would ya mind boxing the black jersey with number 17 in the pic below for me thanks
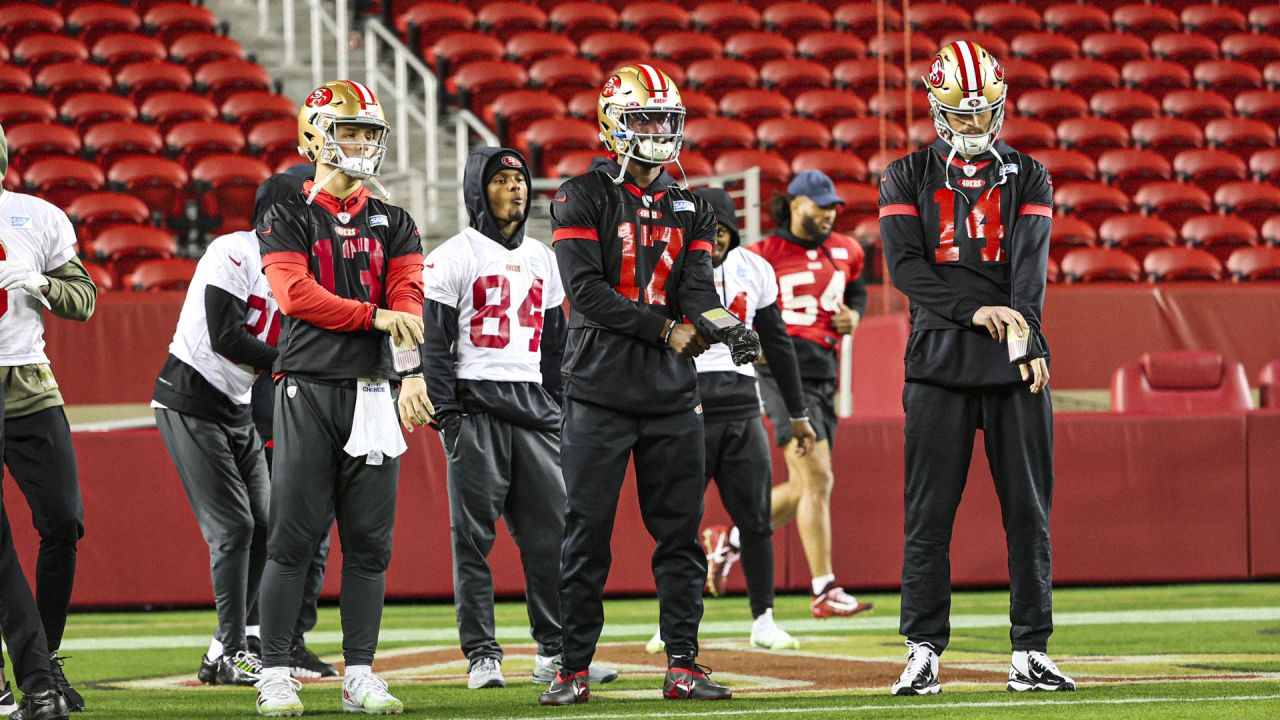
[879,138,1053,388]
[551,158,725,415]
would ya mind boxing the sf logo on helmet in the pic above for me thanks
[306,87,333,107]
[928,57,946,88]
[601,75,621,98]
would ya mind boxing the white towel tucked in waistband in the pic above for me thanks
[343,378,407,465]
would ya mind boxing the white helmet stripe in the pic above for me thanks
[345,80,376,106]
[953,41,981,95]
[637,63,666,99]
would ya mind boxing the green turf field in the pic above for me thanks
[28,583,1280,718]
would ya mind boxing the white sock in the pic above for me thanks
[206,637,224,663]
[345,664,373,678]
[246,625,261,640]
[260,666,290,680]
[728,526,741,549]
[812,574,835,595]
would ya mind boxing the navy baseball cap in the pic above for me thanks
[787,169,845,206]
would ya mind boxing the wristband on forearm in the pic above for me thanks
[661,319,676,344]
[789,414,810,423]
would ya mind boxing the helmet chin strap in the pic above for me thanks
[305,166,391,204]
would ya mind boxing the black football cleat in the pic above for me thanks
[662,661,731,701]
[891,641,940,696]
[538,668,589,706]
[47,654,82,712]
[198,654,219,685]
[289,641,338,679]
[1008,651,1076,692]
[10,688,70,720]
[1,679,17,714]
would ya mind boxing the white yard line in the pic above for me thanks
[60,606,1280,651]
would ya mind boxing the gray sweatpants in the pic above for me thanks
[258,377,399,669]
[155,408,269,654]
[446,413,565,663]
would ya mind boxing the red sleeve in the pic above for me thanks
[385,253,424,316]
[263,252,377,332]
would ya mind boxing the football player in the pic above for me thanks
[540,64,760,706]
[644,187,816,655]
[421,148,617,691]
[733,169,872,620]
[0,120,86,719]
[252,80,428,717]
[880,41,1073,696]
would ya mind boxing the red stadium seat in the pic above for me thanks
[620,3,689,36]
[485,90,567,144]
[1226,246,1280,281]
[1050,59,1120,98]
[549,150,599,179]
[399,2,474,49]
[1134,181,1213,228]
[143,3,217,44]
[191,153,272,234]
[834,181,878,225]
[760,58,830,96]
[220,91,295,133]
[687,59,758,99]
[1221,34,1280,69]
[1252,5,1280,35]
[195,59,271,105]
[1034,149,1096,183]
[83,120,164,169]
[1081,32,1148,63]
[1046,255,1062,282]
[520,118,597,175]
[580,32,652,73]
[168,33,245,69]
[106,156,189,217]
[0,92,56,127]
[1194,60,1263,102]
[1263,215,1280,245]
[1089,88,1159,121]
[999,117,1056,152]
[834,3,901,35]
[1268,61,1280,90]
[1180,4,1246,42]
[683,116,755,162]
[834,117,906,155]
[248,118,303,171]
[0,63,32,94]
[692,3,761,35]
[1111,350,1252,413]
[1151,32,1218,67]
[529,57,601,98]
[756,117,830,158]
[34,60,112,107]
[22,157,104,207]
[794,89,866,122]
[1172,149,1247,194]
[1057,117,1129,159]
[1205,117,1275,158]
[868,91,929,122]
[0,4,62,44]
[908,118,936,148]
[975,4,1041,36]
[1122,59,1191,96]
[867,33,936,63]
[549,3,619,43]
[909,4,972,38]
[91,32,165,72]
[713,149,790,203]
[834,60,902,93]
[165,120,246,169]
[1,165,20,193]
[83,261,113,292]
[725,31,794,66]
[678,89,716,119]
[1044,4,1111,41]
[1015,89,1089,123]
[718,88,791,122]
[127,258,198,292]
[1060,247,1142,282]
[1182,214,1258,262]
[764,2,833,37]
[1250,148,1280,183]
[65,192,152,246]
[1011,32,1080,64]
[1161,89,1232,122]
[60,91,136,131]
[1099,214,1177,261]
[671,152,711,179]
[1001,57,1051,88]
[3,123,80,170]
[139,91,218,133]
[1234,90,1280,123]
[796,31,866,64]
[790,149,867,182]
[477,2,548,40]
[1143,246,1223,281]
[1113,4,1179,40]
[1131,118,1203,158]
[449,60,527,112]
[425,32,503,75]
[651,32,721,66]
[1049,215,1097,261]
[1215,181,1280,226]
[114,60,194,102]
[13,34,88,74]
[1055,182,1130,227]
[506,32,575,66]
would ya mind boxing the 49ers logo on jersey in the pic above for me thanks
[927,56,946,87]
[601,75,621,97]
[306,87,333,107]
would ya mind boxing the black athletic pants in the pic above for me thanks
[900,381,1055,654]
[703,415,774,618]
[558,399,707,671]
[3,406,83,653]
[0,395,55,694]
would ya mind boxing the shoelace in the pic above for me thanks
[232,650,263,674]
[901,642,934,680]
[258,675,302,701]
[49,654,72,687]
[474,657,500,674]
[1029,653,1063,677]
[346,673,393,700]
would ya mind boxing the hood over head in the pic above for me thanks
[693,187,740,253]
[465,147,532,249]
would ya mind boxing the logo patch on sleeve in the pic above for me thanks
[831,247,849,260]
[369,214,389,227]
[10,216,31,228]
[672,200,696,212]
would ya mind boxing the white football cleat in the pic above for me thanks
[750,615,800,651]
[256,671,304,717]
[342,672,403,714]
[1008,651,1075,692]
[890,641,940,696]
[467,657,504,689]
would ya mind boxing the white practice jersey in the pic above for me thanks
[696,246,779,377]
[0,191,78,367]
[163,231,278,404]
[424,227,564,383]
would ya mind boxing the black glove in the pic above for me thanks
[437,412,463,454]
[723,324,762,365]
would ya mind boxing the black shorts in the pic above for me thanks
[757,373,837,448]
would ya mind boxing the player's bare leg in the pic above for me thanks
[769,439,806,526]
[789,440,834,578]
